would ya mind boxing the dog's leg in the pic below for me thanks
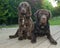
[18,25,24,40]
[25,25,31,39]
[31,33,37,43]
[27,32,31,40]
[46,30,57,45]
[23,31,27,39]
[18,31,23,40]
[9,29,19,39]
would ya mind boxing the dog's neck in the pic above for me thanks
[22,15,31,19]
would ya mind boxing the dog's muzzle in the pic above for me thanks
[40,15,47,25]
[21,8,26,15]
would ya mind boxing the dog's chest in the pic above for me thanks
[25,18,32,26]
[40,25,46,30]
[21,18,32,29]
[40,26,45,29]
[38,25,47,34]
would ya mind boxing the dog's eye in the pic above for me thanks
[21,4,23,6]
[25,4,27,6]
[45,14,47,15]
[44,14,48,17]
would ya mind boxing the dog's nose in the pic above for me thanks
[21,8,26,13]
[42,18,46,20]
[22,9,25,12]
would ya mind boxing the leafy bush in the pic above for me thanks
[0,0,60,25]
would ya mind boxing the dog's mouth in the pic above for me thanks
[41,21,46,25]
[40,18,47,25]
[39,21,47,26]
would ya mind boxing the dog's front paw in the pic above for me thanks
[31,39,36,43]
[23,35,27,39]
[47,36,57,45]
[27,36,31,40]
[50,40,57,45]
[18,37,23,40]
[23,36,26,39]
[9,35,15,39]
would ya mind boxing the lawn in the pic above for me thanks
[49,17,60,25]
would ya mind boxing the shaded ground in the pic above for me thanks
[0,25,60,48]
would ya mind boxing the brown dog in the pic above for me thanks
[9,2,34,40]
[31,9,57,45]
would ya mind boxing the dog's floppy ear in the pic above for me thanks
[34,10,40,18]
[27,6,32,16]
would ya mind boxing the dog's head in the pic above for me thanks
[18,2,32,17]
[34,9,51,25]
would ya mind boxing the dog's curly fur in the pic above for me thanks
[31,9,57,45]
[9,2,34,40]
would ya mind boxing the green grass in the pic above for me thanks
[49,17,60,25]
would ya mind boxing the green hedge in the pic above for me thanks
[0,0,60,25]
